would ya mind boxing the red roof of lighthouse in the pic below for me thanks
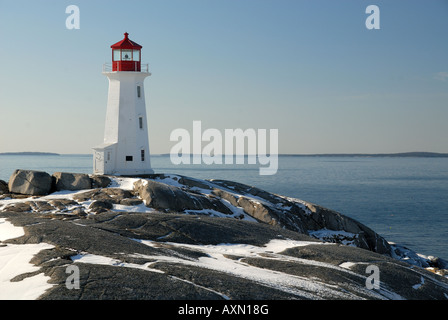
[111,32,142,49]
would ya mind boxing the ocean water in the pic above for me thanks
[1,154,447,260]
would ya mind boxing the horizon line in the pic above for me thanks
[2,151,448,157]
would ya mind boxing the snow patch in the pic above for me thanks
[281,196,314,215]
[68,238,373,299]
[0,218,55,300]
[412,276,425,290]
[339,262,357,269]
[109,177,142,191]
[112,203,154,213]
[309,229,358,246]
[153,174,185,188]
[71,253,164,274]
[127,238,394,300]
[0,218,25,241]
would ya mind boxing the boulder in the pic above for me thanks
[52,172,92,191]
[133,179,233,214]
[0,180,8,194]
[8,169,52,196]
[91,175,112,188]
[88,200,113,213]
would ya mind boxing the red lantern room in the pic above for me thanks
[111,32,142,72]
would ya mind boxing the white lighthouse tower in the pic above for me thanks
[93,32,154,176]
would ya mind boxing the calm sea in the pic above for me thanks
[1,154,447,260]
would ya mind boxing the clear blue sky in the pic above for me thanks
[0,0,447,154]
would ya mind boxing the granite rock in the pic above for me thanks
[1,171,447,300]
[52,172,92,191]
[8,169,52,196]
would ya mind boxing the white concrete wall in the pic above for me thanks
[94,71,153,175]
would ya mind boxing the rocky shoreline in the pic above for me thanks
[1,169,447,300]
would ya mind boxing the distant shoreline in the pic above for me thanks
[1,152,447,158]
[155,152,448,158]
[279,152,448,158]
[0,152,60,156]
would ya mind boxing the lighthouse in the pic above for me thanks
[93,33,154,176]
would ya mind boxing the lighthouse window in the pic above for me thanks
[113,50,120,61]
[133,50,140,61]
[126,156,133,162]
[122,50,132,61]
[137,86,141,98]
[139,116,143,129]
[141,150,145,161]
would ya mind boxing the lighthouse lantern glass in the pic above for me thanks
[113,50,121,61]
[122,50,132,61]
[133,50,140,61]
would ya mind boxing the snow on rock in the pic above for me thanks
[0,218,25,241]
[1,171,448,301]
[339,262,358,269]
[0,243,55,300]
[309,228,358,246]
[0,218,55,300]
[108,177,141,191]
[73,238,380,300]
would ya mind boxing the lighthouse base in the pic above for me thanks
[112,168,155,176]
[93,143,154,176]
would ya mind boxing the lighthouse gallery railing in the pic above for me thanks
[102,63,150,73]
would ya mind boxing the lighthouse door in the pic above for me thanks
[104,149,114,174]
[94,151,105,174]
